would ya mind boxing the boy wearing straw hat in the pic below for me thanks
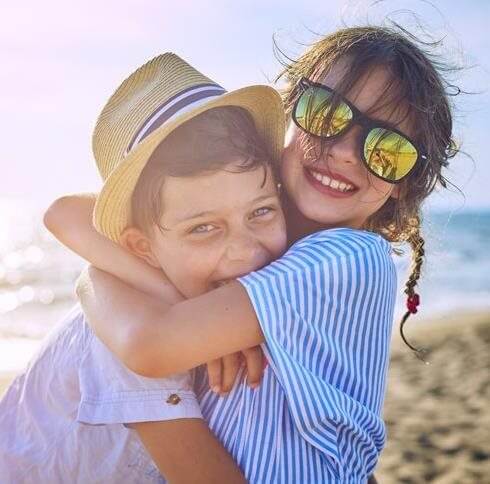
[0,54,286,482]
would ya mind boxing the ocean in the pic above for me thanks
[1,198,489,372]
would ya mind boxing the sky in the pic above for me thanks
[1,0,489,213]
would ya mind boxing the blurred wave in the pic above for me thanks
[393,210,490,322]
[0,199,83,339]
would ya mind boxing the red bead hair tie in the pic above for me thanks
[406,293,420,314]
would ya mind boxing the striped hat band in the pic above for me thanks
[126,82,226,155]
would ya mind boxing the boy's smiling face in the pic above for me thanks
[128,161,286,298]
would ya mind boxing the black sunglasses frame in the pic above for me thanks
[292,77,427,184]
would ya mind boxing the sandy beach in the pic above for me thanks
[377,311,490,483]
[1,311,489,482]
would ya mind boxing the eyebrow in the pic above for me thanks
[171,193,278,225]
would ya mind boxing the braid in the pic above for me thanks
[399,215,427,359]
[404,226,425,297]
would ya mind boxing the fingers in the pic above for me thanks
[207,349,265,396]
[242,346,265,389]
[220,353,241,394]
[206,359,222,394]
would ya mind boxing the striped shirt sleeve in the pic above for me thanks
[238,228,397,480]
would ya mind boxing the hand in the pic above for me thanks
[206,346,266,395]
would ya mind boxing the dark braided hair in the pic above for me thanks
[399,216,426,357]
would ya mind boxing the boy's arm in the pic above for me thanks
[44,193,182,302]
[77,266,264,378]
[133,420,245,484]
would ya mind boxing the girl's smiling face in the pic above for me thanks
[281,64,408,230]
[144,163,286,298]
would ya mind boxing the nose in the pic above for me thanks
[225,230,270,272]
[326,124,363,166]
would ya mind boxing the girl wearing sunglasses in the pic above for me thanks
[48,25,457,482]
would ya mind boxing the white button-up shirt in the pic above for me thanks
[0,305,202,483]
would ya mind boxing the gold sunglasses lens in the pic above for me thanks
[364,128,418,181]
[295,87,353,137]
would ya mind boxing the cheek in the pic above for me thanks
[364,174,397,201]
[281,124,302,167]
[176,251,217,284]
[280,126,318,191]
[262,218,288,258]
[280,143,301,189]
[268,232,287,259]
[154,244,217,296]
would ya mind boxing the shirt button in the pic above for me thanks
[166,393,181,405]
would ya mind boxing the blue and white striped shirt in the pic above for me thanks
[196,228,397,483]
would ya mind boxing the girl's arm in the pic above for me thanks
[77,265,263,378]
[44,193,182,302]
[133,420,245,483]
[47,196,247,479]
[47,193,263,391]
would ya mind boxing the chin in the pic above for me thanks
[310,214,347,228]
[299,202,354,228]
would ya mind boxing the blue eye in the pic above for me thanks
[190,224,215,234]
[252,207,274,218]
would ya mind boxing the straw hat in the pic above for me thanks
[92,53,285,243]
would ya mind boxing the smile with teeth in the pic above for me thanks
[308,169,356,192]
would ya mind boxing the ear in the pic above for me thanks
[119,227,161,268]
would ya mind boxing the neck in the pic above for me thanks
[283,196,328,244]
[283,195,366,245]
